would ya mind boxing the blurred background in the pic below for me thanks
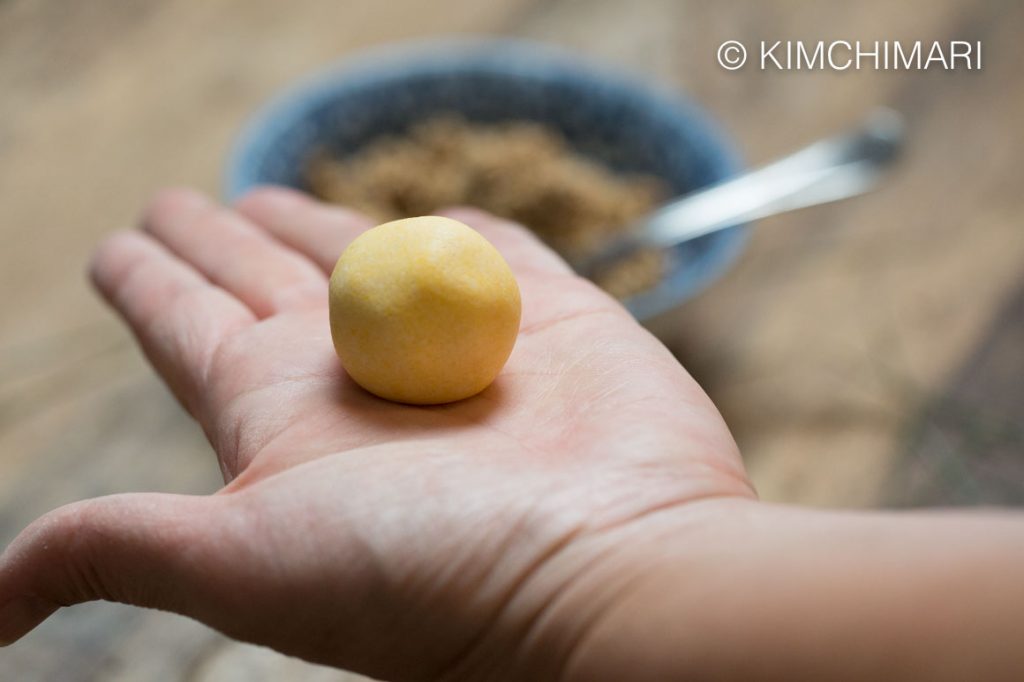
[1,0,1022,678]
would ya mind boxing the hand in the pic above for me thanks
[0,188,752,680]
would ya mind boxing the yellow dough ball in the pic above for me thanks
[329,216,522,405]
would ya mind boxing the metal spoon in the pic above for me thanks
[575,108,906,278]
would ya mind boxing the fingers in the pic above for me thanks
[233,189,573,280]
[90,230,255,417]
[234,186,375,273]
[233,190,622,337]
[0,492,237,646]
[142,188,328,318]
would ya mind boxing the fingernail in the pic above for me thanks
[0,596,56,646]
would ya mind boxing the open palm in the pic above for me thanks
[0,188,753,681]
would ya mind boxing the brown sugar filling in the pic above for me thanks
[305,116,670,299]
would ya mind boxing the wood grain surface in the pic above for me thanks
[1,0,1022,679]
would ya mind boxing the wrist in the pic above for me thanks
[558,503,1024,682]
[438,494,753,682]
[551,496,754,682]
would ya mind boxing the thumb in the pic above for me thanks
[0,492,231,646]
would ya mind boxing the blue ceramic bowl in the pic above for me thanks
[225,39,747,320]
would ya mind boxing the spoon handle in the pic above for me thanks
[577,109,905,276]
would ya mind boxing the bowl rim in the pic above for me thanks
[224,37,749,319]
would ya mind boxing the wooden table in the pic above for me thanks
[2,0,1021,678]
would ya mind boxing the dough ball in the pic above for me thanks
[329,216,521,404]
